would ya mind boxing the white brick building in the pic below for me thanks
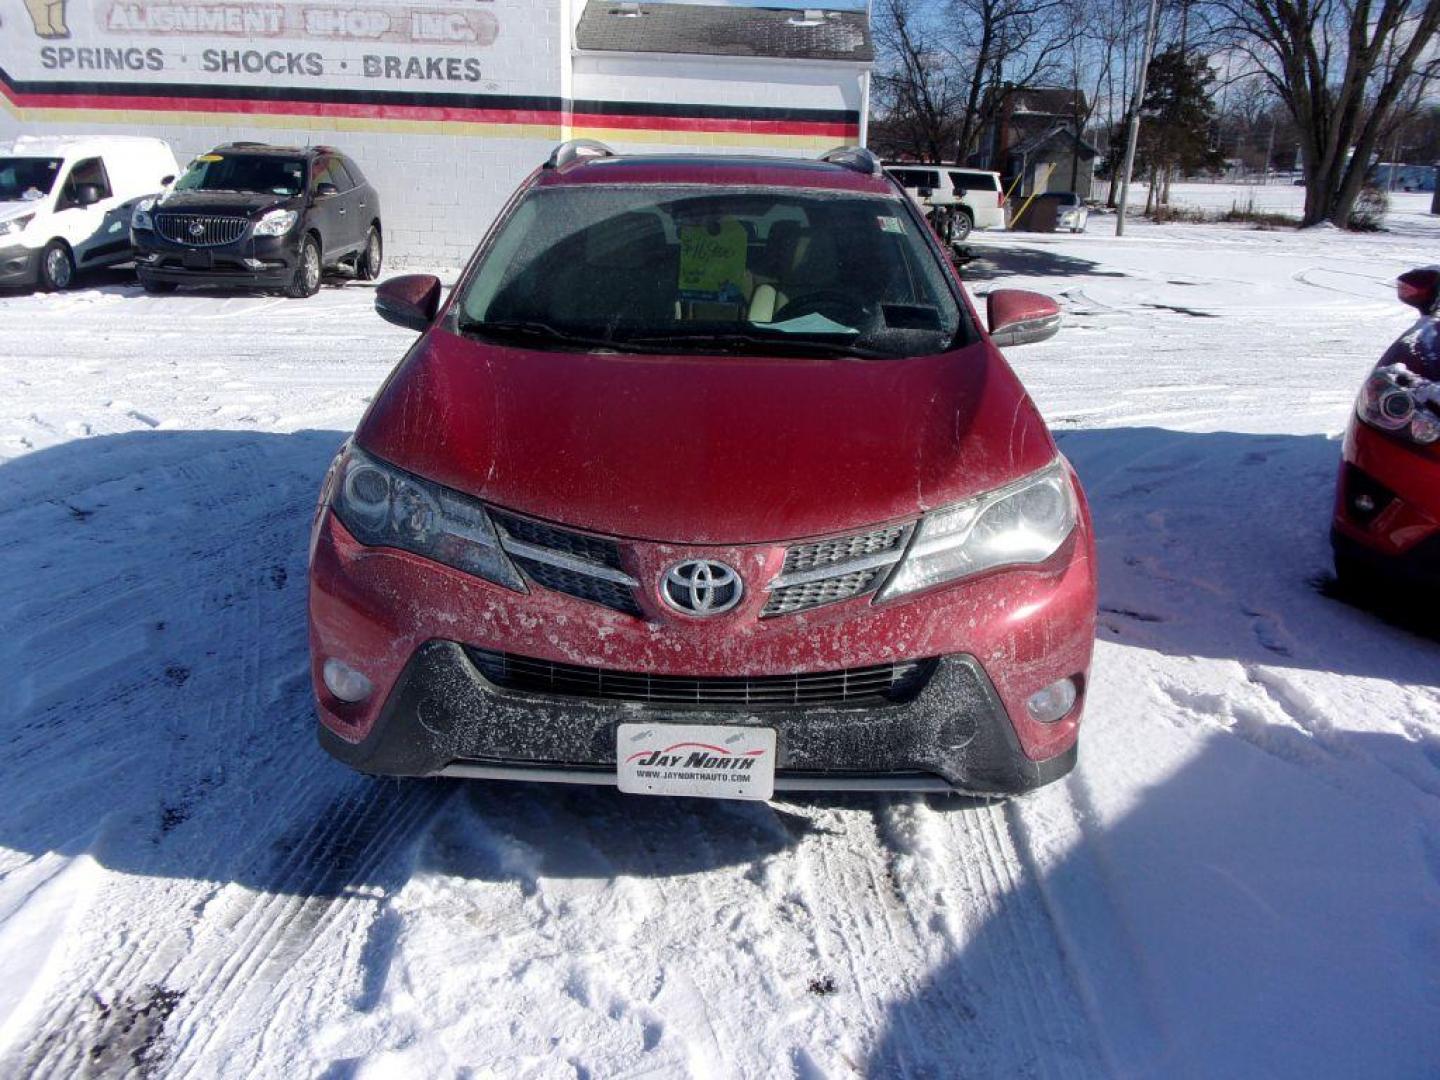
[0,0,872,263]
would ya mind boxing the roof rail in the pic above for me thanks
[819,146,883,176]
[544,138,616,170]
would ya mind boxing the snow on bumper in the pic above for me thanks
[308,508,1096,789]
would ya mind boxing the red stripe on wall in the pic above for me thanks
[0,82,857,137]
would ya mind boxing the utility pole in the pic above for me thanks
[1115,0,1161,237]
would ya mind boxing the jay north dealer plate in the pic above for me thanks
[617,723,776,801]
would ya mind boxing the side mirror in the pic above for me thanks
[160,174,175,186]
[987,289,1061,347]
[376,274,442,331]
[75,183,103,206]
[917,187,934,198]
[1397,266,1439,312]
[315,182,339,198]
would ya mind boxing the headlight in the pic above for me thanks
[331,446,525,591]
[253,209,298,237]
[131,198,156,230]
[1358,364,1440,445]
[879,461,1078,599]
[0,214,34,237]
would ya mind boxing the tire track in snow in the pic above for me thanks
[0,434,452,1078]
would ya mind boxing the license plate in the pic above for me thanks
[617,723,776,801]
[183,251,212,270]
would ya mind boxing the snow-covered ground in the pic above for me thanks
[0,211,1437,1079]
[1112,181,1435,221]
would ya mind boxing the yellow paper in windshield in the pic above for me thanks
[678,219,747,303]
[196,154,224,162]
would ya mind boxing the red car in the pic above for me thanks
[308,142,1095,800]
[1333,266,1440,590]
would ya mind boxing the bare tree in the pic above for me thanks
[870,0,965,160]
[946,0,1081,163]
[1210,0,1440,226]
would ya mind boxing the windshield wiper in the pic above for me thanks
[456,318,647,353]
[626,331,888,359]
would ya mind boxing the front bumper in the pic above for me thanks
[133,228,300,287]
[318,641,1077,795]
[1332,420,1440,584]
[310,482,1096,794]
[0,243,40,286]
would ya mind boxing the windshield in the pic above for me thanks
[458,185,965,358]
[174,153,305,196]
[0,157,62,201]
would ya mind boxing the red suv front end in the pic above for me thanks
[308,145,1096,798]
[1332,267,1440,591]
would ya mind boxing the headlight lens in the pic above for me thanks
[131,198,156,230]
[331,446,526,591]
[253,209,298,237]
[879,461,1078,599]
[0,213,35,236]
[1358,364,1440,445]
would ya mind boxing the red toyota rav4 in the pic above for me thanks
[1332,266,1440,589]
[309,143,1096,800]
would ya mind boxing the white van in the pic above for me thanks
[884,163,1007,241]
[0,136,179,290]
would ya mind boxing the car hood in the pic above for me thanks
[355,330,1059,544]
[155,190,298,216]
[0,198,45,222]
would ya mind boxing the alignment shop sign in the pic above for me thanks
[617,723,777,801]
[2,0,554,116]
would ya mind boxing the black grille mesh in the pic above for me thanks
[763,568,883,616]
[156,214,248,246]
[467,648,936,708]
[492,510,624,570]
[512,557,642,617]
[782,524,908,574]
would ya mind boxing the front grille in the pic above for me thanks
[782,524,909,574]
[510,557,643,617]
[491,509,640,616]
[763,521,913,616]
[155,213,248,247]
[466,648,936,709]
[492,510,624,571]
[764,567,884,616]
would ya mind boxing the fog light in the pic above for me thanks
[323,658,373,703]
[1026,677,1078,724]
[1353,492,1376,514]
[244,258,266,270]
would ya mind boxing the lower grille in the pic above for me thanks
[156,213,248,247]
[466,648,936,709]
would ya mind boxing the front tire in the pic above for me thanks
[139,276,177,294]
[358,226,382,281]
[285,235,322,299]
[38,241,74,292]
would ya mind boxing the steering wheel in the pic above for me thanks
[772,288,871,328]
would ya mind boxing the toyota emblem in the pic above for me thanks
[188,220,205,238]
[661,560,743,616]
